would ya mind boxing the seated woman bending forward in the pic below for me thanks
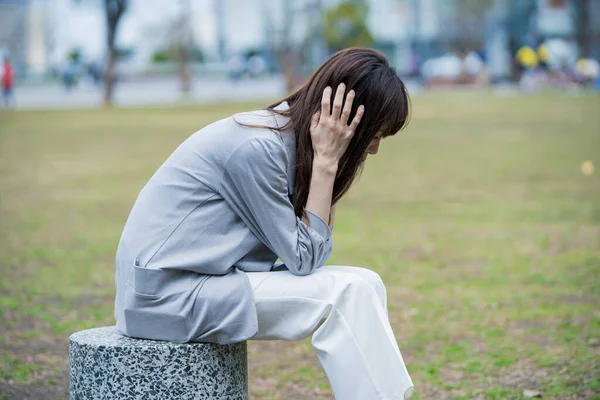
[114,47,414,399]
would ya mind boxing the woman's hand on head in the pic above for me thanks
[305,85,360,225]
[309,84,364,166]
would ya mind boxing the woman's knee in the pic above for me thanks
[337,267,383,295]
[326,266,387,309]
[354,267,385,289]
[328,266,385,292]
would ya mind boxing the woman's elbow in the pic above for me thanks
[286,257,320,276]
[284,241,331,276]
[290,267,315,276]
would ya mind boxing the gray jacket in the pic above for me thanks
[114,103,333,344]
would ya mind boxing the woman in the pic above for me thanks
[114,47,413,399]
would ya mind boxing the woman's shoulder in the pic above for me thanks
[228,108,291,149]
[187,108,280,143]
[231,107,289,133]
[222,108,294,170]
[183,108,290,165]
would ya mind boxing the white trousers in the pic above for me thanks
[246,266,414,400]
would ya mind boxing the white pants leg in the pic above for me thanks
[246,266,414,400]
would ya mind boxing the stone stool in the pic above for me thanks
[69,326,247,400]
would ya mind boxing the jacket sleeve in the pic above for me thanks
[219,137,332,276]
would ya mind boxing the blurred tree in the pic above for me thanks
[116,47,134,60]
[261,0,301,92]
[151,46,203,64]
[303,0,327,72]
[276,0,301,91]
[68,48,82,64]
[191,47,205,63]
[146,0,196,94]
[215,0,226,62]
[576,0,590,58]
[151,50,171,64]
[173,0,193,94]
[103,0,128,106]
[324,1,373,52]
[0,2,35,74]
[261,0,327,90]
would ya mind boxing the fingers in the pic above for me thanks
[331,83,345,120]
[310,110,320,132]
[349,105,365,132]
[320,86,332,119]
[319,84,359,128]
[340,89,354,126]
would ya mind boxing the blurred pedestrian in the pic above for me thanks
[515,44,539,91]
[2,57,14,107]
[408,44,421,83]
[516,44,538,71]
[536,43,552,87]
[574,58,600,86]
[228,55,245,82]
[87,61,102,86]
[62,63,78,91]
[247,55,267,78]
[537,43,551,72]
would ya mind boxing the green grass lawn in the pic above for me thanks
[1,93,599,399]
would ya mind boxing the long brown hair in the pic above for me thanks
[247,47,410,218]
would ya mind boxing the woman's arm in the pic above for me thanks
[306,84,363,225]
[220,138,333,276]
[305,158,337,225]
[220,85,361,276]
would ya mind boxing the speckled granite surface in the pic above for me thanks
[69,326,247,400]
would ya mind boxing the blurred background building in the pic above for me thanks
[1,0,599,106]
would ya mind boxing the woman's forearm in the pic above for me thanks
[305,83,363,228]
[305,157,338,226]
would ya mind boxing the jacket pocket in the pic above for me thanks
[123,265,194,342]
[127,264,192,297]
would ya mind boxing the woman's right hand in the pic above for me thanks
[309,84,364,166]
